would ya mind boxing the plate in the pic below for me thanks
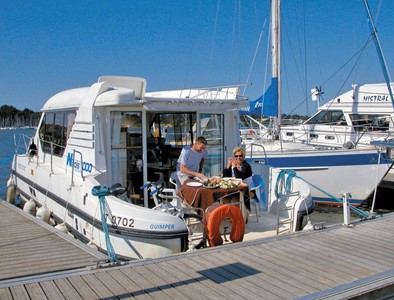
[221,177,234,181]
[203,184,219,189]
[187,182,202,187]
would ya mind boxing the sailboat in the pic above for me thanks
[242,0,394,207]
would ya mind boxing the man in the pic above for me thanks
[176,136,207,184]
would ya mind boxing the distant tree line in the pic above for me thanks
[0,105,41,128]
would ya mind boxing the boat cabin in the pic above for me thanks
[36,76,248,207]
[281,82,394,147]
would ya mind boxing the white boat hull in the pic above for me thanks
[246,144,393,206]
[12,155,189,260]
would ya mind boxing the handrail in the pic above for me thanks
[247,143,269,161]
[71,149,84,187]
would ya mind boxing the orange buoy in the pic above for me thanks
[206,204,245,247]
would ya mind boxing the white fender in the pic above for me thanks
[6,176,15,204]
[55,223,68,234]
[88,240,98,250]
[23,199,36,216]
[36,206,51,223]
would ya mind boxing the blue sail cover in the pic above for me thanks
[239,78,278,117]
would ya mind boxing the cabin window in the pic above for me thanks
[150,112,225,177]
[146,113,195,185]
[305,110,345,125]
[39,110,76,157]
[147,112,224,182]
[349,114,390,132]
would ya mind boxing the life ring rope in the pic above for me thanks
[206,204,245,247]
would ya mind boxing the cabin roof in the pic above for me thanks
[42,77,249,111]
[319,82,394,113]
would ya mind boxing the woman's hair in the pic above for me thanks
[232,147,245,156]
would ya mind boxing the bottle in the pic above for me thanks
[159,157,163,167]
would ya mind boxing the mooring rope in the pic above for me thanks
[91,185,117,262]
[277,169,369,219]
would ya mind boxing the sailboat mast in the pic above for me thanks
[363,0,394,109]
[271,0,281,127]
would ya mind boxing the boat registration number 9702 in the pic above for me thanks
[111,215,135,228]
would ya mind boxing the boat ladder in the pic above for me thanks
[276,201,294,235]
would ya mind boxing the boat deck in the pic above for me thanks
[1,200,394,299]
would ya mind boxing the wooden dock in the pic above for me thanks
[1,200,394,299]
[0,201,107,284]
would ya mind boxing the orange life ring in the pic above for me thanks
[206,204,245,247]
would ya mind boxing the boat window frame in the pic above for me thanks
[39,110,76,157]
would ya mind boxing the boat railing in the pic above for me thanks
[71,149,85,186]
[150,84,250,100]
[245,142,269,161]
[13,133,33,155]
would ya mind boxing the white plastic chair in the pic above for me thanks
[150,185,182,211]
[169,171,181,192]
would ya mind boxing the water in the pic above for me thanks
[0,128,35,198]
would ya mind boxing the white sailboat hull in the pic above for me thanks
[246,143,393,206]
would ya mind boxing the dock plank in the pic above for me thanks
[144,262,202,300]
[222,248,308,298]
[82,273,120,299]
[40,281,67,300]
[170,258,239,299]
[105,268,154,300]
[67,276,100,299]
[104,268,154,300]
[52,278,84,300]
[205,251,295,299]
[132,263,188,299]
[24,282,49,300]
[0,287,13,300]
[119,267,173,299]
[184,254,264,299]
[9,286,30,300]
[267,237,360,280]
[156,260,226,300]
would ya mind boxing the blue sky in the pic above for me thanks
[0,1,392,116]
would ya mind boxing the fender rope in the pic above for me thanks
[277,169,369,219]
[91,185,117,262]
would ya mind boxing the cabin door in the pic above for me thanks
[109,111,143,197]
[198,113,224,177]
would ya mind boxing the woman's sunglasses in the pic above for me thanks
[234,155,243,158]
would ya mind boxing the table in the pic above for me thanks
[179,179,246,216]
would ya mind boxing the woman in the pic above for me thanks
[222,147,252,180]
[222,147,254,213]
